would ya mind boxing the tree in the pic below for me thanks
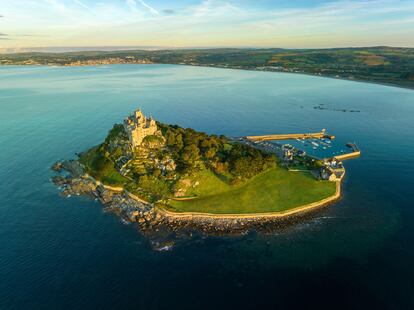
[138,175,170,202]
[166,129,175,147]
[175,134,184,150]
[181,144,200,167]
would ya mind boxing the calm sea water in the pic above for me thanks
[1,65,414,310]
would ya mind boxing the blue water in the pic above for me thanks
[1,64,414,310]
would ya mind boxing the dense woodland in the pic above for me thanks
[158,123,276,179]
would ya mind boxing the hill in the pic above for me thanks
[65,112,336,215]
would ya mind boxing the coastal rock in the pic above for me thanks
[51,175,67,186]
[61,160,84,178]
[51,162,63,172]
[97,187,115,203]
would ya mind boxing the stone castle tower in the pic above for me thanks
[123,109,158,147]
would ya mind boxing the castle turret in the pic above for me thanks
[123,109,158,147]
[134,109,146,125]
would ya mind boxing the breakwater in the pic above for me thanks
[246,130,335,141]
[334,143,361,161]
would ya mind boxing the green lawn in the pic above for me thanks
[168,167,336,214]
[179,170,231,198]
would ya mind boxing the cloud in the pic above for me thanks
[0,32,45,40]
[0,14,4,18]
[15,34,50,37]
[2,0,414,48]
[0,33,10,40]
[126,0,158,15]
[138,0,159,15]
[73,0,93,13]
[162,9,175,15]
[126,0,138,12]
[44,0,68,12]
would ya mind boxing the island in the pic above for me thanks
[52,108,355,233]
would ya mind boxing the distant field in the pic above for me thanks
[168,168,336,214]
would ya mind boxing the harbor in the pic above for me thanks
[239,129,360,162]
[237,129,360,183]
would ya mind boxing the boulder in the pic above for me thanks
[51,162,63,172]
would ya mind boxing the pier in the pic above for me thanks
[334,143,361,161]
[245,129,335,142]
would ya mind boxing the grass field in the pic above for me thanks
[168,168,336,214]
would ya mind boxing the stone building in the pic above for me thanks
[123,109,158,147]
[320,158,345,181]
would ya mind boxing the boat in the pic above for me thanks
[311,142,319,147]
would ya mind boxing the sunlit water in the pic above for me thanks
[1,65,414,309]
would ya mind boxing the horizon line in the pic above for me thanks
[1,45,413,55]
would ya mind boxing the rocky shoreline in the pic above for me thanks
[52,160,157,226]
[52,160,339,239]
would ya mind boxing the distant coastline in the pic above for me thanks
[2,47,413,90]
[2,62,413,91]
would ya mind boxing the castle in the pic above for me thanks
[123,109,158,147]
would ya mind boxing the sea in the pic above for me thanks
[1,64,414,310]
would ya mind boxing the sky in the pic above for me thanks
[0,0,414,50]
